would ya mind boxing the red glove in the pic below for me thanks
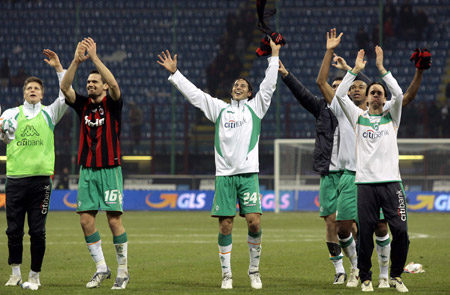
[410,48,431,70]
[270,32,286,46]
[419,48,431,70]
[256,36,271,57]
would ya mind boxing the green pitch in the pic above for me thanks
[0,211,449,294]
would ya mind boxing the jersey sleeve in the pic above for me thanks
[0,108,19,144]
[248,56,279,118]
[335,71,363,129]
[382,71,403,128]
[44,70,69,125]
[168,70,228,123]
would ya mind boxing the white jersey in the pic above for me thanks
[168,56,279,176]
[329,94,356,172]
[329,126,339,172]
[335,71,403,183]
[0,70,68,144]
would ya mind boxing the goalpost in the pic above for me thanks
[274,138,450,213]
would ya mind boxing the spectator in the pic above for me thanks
[0,57,10,88]
[10,67,28,87]
[355,26,370,54]
[414,9,429,40]
[399,0,415,40]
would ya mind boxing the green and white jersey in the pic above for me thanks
[329,94,356,172]
[168,56,279,176]
[1,70,68,177]
[335,71,403,183]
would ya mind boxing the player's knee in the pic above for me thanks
[6,232,24,243]
[247,220,260,233]
[375,222,388,236]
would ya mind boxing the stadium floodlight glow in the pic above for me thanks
[122,155,152,161]
[399,155,424,161]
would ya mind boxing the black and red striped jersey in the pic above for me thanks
[66,92,122,168]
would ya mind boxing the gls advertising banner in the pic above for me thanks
[2,190,448,213]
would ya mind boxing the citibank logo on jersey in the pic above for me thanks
[362,129,389,139]
[224,120,244,129]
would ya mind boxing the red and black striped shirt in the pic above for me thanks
[67,93,122,168]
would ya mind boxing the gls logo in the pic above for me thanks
[224,120,244,129]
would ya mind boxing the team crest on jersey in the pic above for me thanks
[373,123,379,131]
[99,107,104,116]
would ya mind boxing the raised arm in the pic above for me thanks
[158,50,227,122]
[332,53,372,85]
[376,46,403,125]
[42,49,69,124]
[250,39,281,118]
[402,68,424,107]
[61,42,87,104]
[82,37,121,101]
[316,28,343,104]
[280,60,321,117]
[335,50,367,128]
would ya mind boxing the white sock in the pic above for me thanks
[376,234,391,279]
[339,234,358,269]
[218,244,232,276]
[115,242,128,278]
[87,240,107,273]
[12,264,21,277]
[332,258,345,274]
[29,270,39,279]
[248,234,262,273]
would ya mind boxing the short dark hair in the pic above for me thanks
[366,82,388,98]
[233,77,253,99]
[89,70,106,83]
[332,76,343,83]
[23,76,44,95]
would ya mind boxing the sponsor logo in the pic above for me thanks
[396,190,407,221]
[84,116,105,127]
[21,125,40,137]
[224,120,244,129]
[16,138,44,146]
[362,128,389,139]
[41,185,51,214]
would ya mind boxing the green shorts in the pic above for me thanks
[319,171,342,217]
[77,166,124,213]
[336,170,357,221]
[211,173,262,217]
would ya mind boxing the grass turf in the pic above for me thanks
[0,211,449,294]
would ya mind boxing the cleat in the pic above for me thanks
[346,268,359,287]
[361,280,374,292]
[5,275,22,286]
[28,273,41,286]
[111,276,130,290]
[378,277,390,288]
[390,277,409,293]
[221,274,232,289]
[333,272,347,284]
[21,282,39,290]
[86,267,111,288]
[248,271,262,289]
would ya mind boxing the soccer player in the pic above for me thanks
[60,38,129,290]
[335,47,410,293]
[1,49,68,290]
[157,39,281,290]
[331,49,425,290]
[278,28,344,285]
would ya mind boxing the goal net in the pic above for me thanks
[274,138,450,213]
